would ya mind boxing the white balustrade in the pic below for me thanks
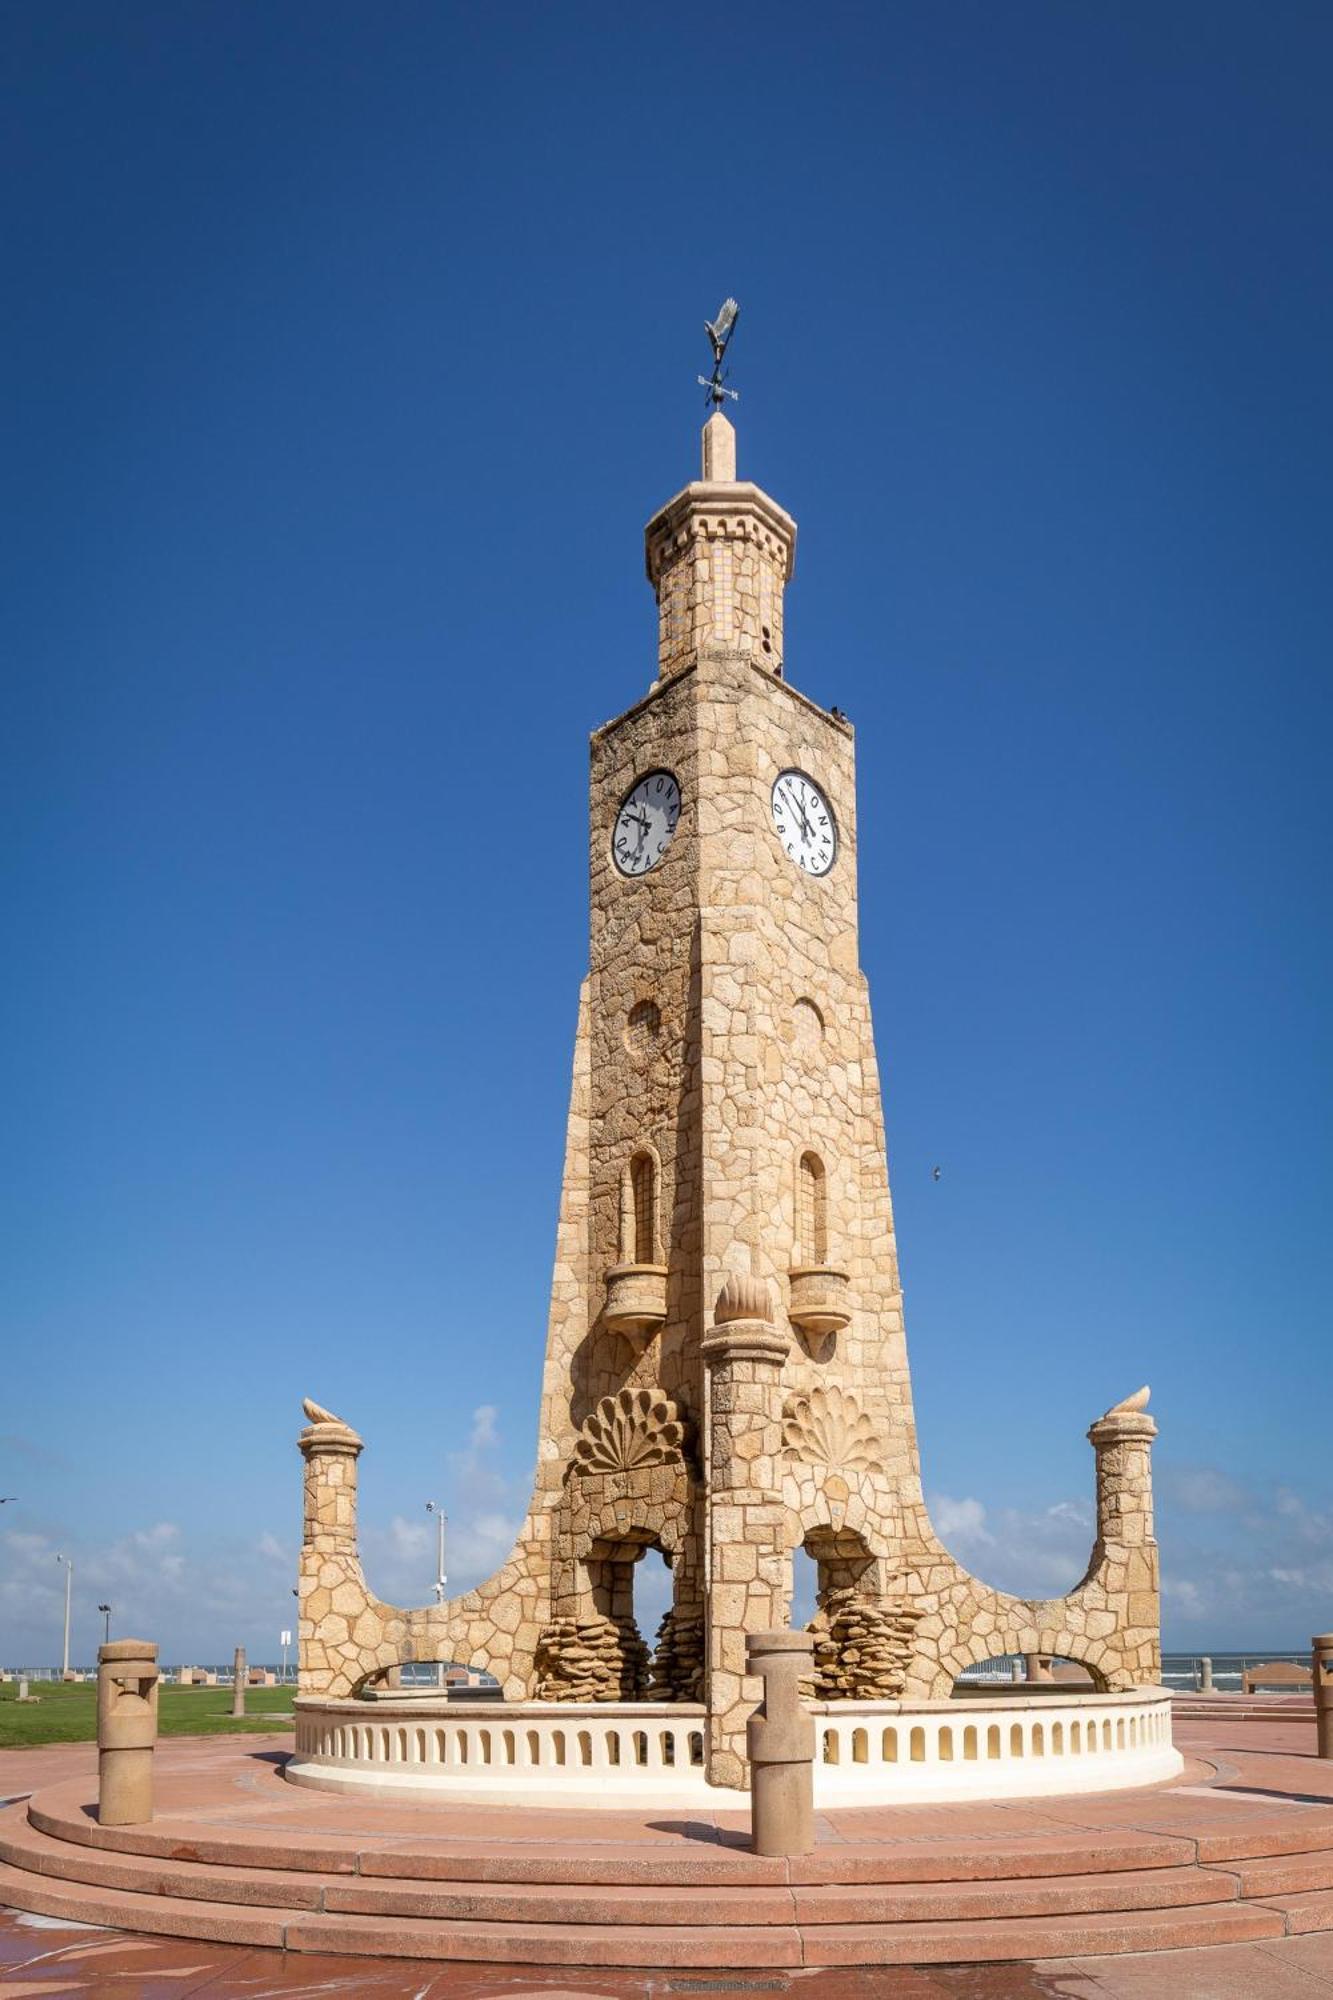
[286,1688,1179,1806]
[809,1689,1180,1802]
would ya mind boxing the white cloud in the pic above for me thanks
[468,1405,498,1451]
[1160,1466,1250,1515]
[929,1495,993,1545]
[927,1493,1093,1598]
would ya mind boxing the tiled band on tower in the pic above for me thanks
[297,413,1161,1788]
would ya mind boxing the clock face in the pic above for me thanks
[771,769,837,876]
[613,769,681,877]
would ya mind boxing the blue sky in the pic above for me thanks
[3,1,1329,1667]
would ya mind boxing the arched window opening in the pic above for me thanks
[797,1151,828,1264]
[622,1149,659,1264]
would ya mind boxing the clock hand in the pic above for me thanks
[783,784,813,840]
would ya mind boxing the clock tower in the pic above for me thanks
[297,402,1163,1791]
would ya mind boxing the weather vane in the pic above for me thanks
[699,297,740,409]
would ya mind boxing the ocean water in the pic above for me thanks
[957,1650,1311,1692]
[9,1652,1312,1691]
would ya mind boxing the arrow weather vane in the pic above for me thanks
[699,297,740,408]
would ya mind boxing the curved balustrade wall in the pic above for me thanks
[286,1688,1180,1807]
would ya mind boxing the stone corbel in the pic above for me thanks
[786,1265,851,1359]
[603,1262,669,1348]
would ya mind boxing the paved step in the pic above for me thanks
[4,1827,1332,1964]
[1252,1887,1333,1937]
[0,1806,1237,1928]
[1228,1848,1333,1898]
[25,1781,1205,1886]
[0,1860,1287,1968]
[795,1901,1290,1967]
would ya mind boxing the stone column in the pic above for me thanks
[746,1629,815,1857]
[700,1273,791,1789]
[1088,1394,1160,1682]
[230,1647,247,1717]
[97,1640,159,1826]
[297,1401,366,1694]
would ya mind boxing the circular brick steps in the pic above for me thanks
[4,1762,1333,1967]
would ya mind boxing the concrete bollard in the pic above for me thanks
[1200,1655,1214,1692]
[746,1630,816,1859]
[230,1646,247,1718]
[1314,1634,1333,1760]
[97,1640,159,1825]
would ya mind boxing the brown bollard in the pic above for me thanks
[746,1630,816,1859]
[1313,1635,1333,1760]
[230,1646,247,1718]
[97,1640,159,1825]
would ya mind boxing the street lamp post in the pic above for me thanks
[54,1554,73,1678]
[98,1603,112,1645]
[426,1502,447,1690]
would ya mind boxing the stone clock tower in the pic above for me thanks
[297,409,1162,1788]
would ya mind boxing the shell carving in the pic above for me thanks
[573,1389,687,1475]
[782,1385,884,1475]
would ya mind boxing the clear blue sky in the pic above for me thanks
[3,1,1328,1667]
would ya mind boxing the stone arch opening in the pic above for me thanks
[948,1640,1111,1698]
[802,1523,875,1606]
[790,1541,819,1626]
[788,1524,916,1701]
[354,1656,503,1699]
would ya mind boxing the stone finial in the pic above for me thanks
[714,1271,774,1325]
[299,1398,363,1455]
[702,411,736,482]
[1104,1385,1150,1417]
[302,1397,345,1425]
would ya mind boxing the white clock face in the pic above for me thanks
[613,769,681,876]
[771,769,837,876]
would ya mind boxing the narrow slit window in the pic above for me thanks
[797,1152,828,1263]
[628,1152,656,1264]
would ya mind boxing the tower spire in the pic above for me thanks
[701,409,736,482]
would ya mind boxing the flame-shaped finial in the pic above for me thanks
[1104,1385,1151,1418]
[714,1272,774,1324]
[302,1397,346,1426]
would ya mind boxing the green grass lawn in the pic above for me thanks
[0,1678,296,1749]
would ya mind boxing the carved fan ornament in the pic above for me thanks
[782,1385,884,1475]
[572,1388,687,1475]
